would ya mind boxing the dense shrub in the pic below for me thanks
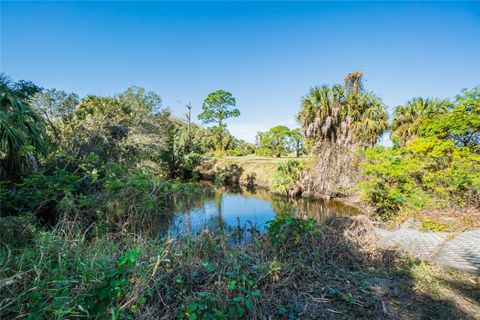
[360,86,480,219]
[254,146,276,157]
[225,145,255,157]
[361,137,480,218]
[271,160,304,196]
[1,155,199,233]
[0,231,155,319]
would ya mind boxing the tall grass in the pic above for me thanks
[2,215,477,319]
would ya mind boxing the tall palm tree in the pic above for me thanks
[0,74,48,176]
[298,72,388,148]
[391,97,451,146]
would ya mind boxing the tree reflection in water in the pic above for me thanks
[148,185,361,238]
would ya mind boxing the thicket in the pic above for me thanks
[3,214,477,319]
[0,75,212,318]
[1,80,202,224]
[360,87,480,219]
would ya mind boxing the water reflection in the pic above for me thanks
[154,185,361,238]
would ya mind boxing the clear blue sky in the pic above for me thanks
[2,1,479,142]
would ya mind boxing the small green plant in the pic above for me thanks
[327,289,356,304]
[266,215,318,247]
[225,272,259,317]
[92,248,141,318]
[182,292,225,320]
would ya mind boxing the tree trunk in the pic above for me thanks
[185,103,192,153]
[218,118,224,150]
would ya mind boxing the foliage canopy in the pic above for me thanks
[391,97,451,146]
[0,74,49,177]
[361,86,480,218]
[298,72,388,148]
[198,90,240,150]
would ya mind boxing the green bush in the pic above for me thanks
[1,155,199,232]
[266,215,318,248]
[361,86,480,219]
[0,231,150,319]
[360,137,480,218]
[271,160,304,196]
[254,147,276,157]
[225,147,254,157]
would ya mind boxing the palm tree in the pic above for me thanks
[0,74,48,177]
[298,72,388,148]
[391,97,450,146]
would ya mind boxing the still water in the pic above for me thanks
[152,186,361,238]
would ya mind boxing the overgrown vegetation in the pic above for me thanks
[2,215,479,319]
[360,86,480,221]
[286,72,388,198]
[2,70,479,319]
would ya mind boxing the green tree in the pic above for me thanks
[198,90,239,150]
[30,89,79,142]
[391,97,451,146]
[10,78,43,100]
[257,125,291,157]
[289,128,304,157]
[159,113,205,178]
[62,87,163,165]
[0,74,48,177]
[419,87,479,149]
[298,71,388,148]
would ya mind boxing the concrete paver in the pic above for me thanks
[433,230,480,274]
[376,226,480,274]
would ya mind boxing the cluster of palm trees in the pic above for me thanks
[298,72,388,148]
[391,97,450,146]
[298,72,450,149]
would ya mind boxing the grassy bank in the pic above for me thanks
[1,215,479,319]
[196,155,309,188]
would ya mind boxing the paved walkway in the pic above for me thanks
[376,223,480,274]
